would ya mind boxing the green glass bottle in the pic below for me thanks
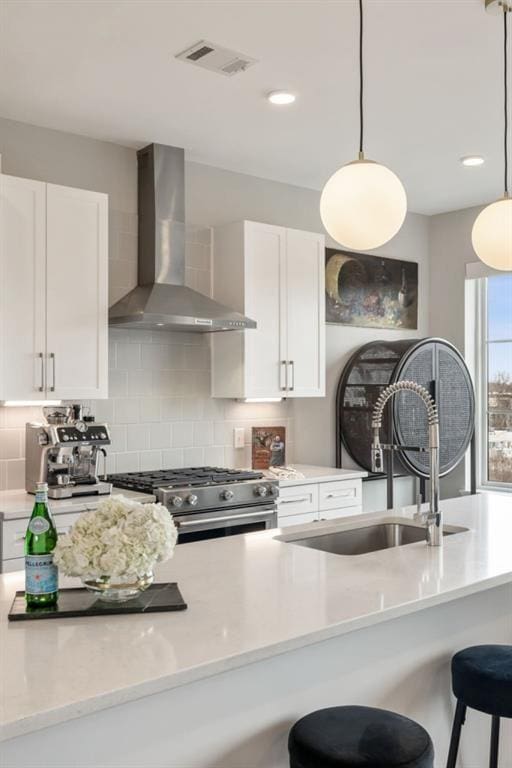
[25,482,58,607]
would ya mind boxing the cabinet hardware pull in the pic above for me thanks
[38,352,44,392]
[326,491,353,499]
[49,352,56,392]
[16,526,69,544]
[281,360,288,391]
[176,510,273,528]
[279,496,310,504]
[289,360,295,391]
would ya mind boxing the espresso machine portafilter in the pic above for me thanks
[25,410,112,498]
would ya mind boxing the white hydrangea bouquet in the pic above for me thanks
[54,495,178,601]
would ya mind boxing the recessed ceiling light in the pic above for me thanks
[267,90,296,106]
[460,155,485,167]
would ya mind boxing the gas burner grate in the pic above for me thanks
[108,466,264,492]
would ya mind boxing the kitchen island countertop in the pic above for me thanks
[1,492,511,744]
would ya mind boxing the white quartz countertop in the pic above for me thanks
[1,493,511,742]
[264,464,367,486]
[0,489,156,520]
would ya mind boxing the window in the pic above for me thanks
[477,274,512,489]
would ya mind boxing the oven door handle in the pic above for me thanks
[175,510,274,528]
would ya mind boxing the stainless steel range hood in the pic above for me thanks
[109,144,256,332]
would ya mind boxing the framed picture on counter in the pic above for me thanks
[325,248,418,330]
[251,427,286,470]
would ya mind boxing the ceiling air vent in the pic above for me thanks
[175,40,258,77]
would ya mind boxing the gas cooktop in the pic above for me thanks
[108,466,264,493]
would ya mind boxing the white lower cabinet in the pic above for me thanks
[277,479,363,528]
[278,511,318,528]
[1,511,80,573]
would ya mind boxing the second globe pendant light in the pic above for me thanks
[320,0,407,251]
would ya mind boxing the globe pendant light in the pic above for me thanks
[472,1,512,271]
[320,0,407,251]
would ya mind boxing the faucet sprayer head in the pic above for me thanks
[371,380,439,431]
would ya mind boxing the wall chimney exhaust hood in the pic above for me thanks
[109,144,256,332]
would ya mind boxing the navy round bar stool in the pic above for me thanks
[288,705,434,768]
[446,644,512,768]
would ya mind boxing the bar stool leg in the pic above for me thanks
[446,700,466,768]
[490,716,500,768]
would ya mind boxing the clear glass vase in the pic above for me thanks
[82,571,154,602]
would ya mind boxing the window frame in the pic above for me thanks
[474,276,512,493]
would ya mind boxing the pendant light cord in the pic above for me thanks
[359,0,364,157]
[504,8,509,196]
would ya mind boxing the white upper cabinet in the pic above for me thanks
[46,184,108,400]
[0,174,108,402]
[211,220,325,399]
[284,227,325,397]
[0,175,46,401]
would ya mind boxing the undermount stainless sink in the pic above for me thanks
[283,521,467,557]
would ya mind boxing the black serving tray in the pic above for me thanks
[8,582,187,621]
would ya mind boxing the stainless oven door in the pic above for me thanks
[173,503,277,544]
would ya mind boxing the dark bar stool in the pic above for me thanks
[288,705,434,767]
[447,644,512,768]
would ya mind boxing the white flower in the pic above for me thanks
[54,495,178,579]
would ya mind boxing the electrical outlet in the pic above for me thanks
[233,427,245,449]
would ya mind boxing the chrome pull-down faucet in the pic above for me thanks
[371,380,442,546]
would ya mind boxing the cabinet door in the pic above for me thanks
[317,506,362,522]
[278,511,318,528]
[244,222,287,398]
[318,479,362,512]
[0,175,46,401]
[2,511,81,566]
[277,483,319,517]
[46,184,108,399]
[284,229,325,397]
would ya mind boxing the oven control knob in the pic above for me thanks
[221,489,234,501]
[269,485,279,497]
[62,434,70,442]
[187,494,198,506]
[171,495,183,508]
[255,485,268,497]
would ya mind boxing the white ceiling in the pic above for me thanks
[0,0,509,215]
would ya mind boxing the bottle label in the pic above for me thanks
[35,490,48,503]
[25,554,58,595]
[28,517,50,534]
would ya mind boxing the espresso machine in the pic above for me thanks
[25,406,112,498]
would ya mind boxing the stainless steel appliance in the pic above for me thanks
[109,467,278,543]
[25,418,112,498]
[109,143,256,333]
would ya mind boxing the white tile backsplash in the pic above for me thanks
[127,424,150,452]
[0,217,293,489]
[172,421,194,448]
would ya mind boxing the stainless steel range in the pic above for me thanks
[108,467,278,543]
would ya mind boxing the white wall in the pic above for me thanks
[0,118,431,506]
[429,205,482,351]
[429,205,483,497]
